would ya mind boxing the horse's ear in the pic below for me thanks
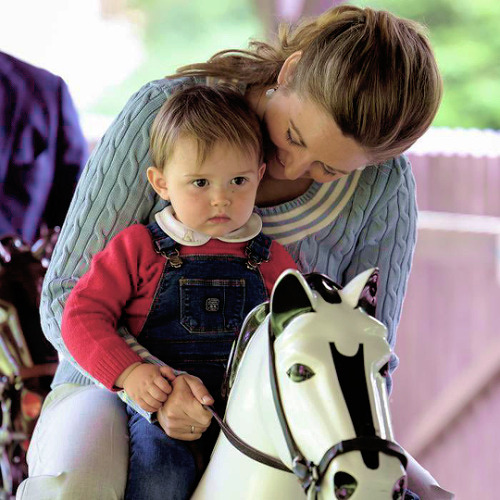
[270,269,315,337]
[339,268,379,317]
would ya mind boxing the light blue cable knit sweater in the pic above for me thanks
[41,77,417,393]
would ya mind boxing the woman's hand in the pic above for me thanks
[156,374,214,441]
[121,363,175,412]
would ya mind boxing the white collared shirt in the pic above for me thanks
[154,206,263,246]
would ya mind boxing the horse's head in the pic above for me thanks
[268,269,407,499]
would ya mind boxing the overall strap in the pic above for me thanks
[245,232,272,271]
[146,221,183,268]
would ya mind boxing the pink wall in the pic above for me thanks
[390,146,500,498]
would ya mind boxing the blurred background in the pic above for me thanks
[1,0,499,497]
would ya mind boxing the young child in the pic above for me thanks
[61,84,297,499]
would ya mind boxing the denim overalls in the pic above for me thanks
[125,222,272,500]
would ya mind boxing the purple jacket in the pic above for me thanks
[0,51,88,243]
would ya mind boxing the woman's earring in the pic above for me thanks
[266,86,278,98]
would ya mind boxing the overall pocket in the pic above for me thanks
[180,278,246,334]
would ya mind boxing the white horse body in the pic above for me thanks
[192,269,407,499]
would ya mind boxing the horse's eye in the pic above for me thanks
[286,364,315,382]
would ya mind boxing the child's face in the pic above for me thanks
[148,137,265,238]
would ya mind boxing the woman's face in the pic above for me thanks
[262,88,369,183]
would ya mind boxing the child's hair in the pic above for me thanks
[150,84,263,170]
[173,5,442,163]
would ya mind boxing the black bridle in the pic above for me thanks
[207,319,408,498]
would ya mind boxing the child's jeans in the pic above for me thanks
[125,405,219,500]
[125,406,196,500]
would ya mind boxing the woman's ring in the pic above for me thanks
[190,425,195,434]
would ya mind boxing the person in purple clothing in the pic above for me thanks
[0,51,88,244]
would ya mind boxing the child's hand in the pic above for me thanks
[122,364,174,412]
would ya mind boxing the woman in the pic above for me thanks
[17,5,452,500]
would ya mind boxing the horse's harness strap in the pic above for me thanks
[266,321,408,495]
[317,437,408,476]
[204,405,292,473]
[267,323,311,468]
[267,322,318,491]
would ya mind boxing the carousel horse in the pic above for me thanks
[192,268,408,500]
[0,229,59,495]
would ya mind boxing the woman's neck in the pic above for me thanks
[256,175,313,208]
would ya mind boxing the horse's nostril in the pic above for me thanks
[392,476,407,500]
[333,471,357,499]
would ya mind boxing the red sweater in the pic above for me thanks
[62,224,297,389]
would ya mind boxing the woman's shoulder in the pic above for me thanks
[116,75,246,127]
[146,76,201,94]
[364,153,413,181]
[133,75,245,101]
[380,153,413,176]
[124,76,198,109]
[358,154,416,203]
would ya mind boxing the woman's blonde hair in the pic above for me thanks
[174,5,442,162]
[150,84,263,170]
